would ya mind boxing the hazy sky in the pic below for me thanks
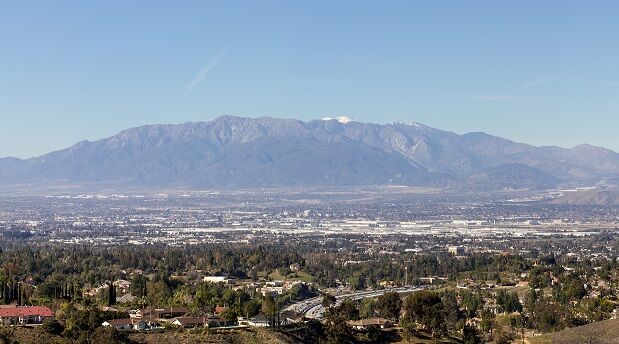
[1,1,619,158]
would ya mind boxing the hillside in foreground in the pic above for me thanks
[528,318,619,344]
[12,327,295,344]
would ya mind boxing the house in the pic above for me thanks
[483,303,501,315]
[265,281,285,287]
[172,317,208,328]
[173,316,230,328]
[102,318,153,331]
[84,283,109,297]
[117,293,137,304]
[0,306,54,325]
[133,319,150,331]
[247,314,270,327]
[379,280,397,288]
[203,276,228,283]
[448,246,466,256]
[113,279,132,294]
[137,307,189,319]
[203,276,237,284]
[98,306,120,313]
[347,318,392,330]
[258,286,284,297]
[102,318,133,331]
[205,316,229,328]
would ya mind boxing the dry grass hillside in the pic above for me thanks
[528,318,619,344]
[10,327,294,344]
[130,328,294,344]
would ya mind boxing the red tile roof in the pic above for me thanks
[0,306,54,318]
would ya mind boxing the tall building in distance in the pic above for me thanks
[448,246,466,256]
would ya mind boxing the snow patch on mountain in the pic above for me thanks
[322,116,353,124]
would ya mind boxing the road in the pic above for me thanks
[284,285,429,320]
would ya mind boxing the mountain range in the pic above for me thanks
[1,115,618,191]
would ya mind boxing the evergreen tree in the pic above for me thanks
[107,284,116,306]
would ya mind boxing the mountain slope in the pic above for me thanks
[550,187,619,206]
[466,163,561,191]
[0,116,617,190]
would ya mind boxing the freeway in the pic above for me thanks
[284,285,429,320]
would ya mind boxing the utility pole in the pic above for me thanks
[404,266,408,287]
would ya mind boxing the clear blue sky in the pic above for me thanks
[1,1,619,158]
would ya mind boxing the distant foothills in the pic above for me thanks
[1,115,619,191]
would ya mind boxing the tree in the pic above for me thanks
[403,291,446,337]
[221,307,238,322]
[495,326,516,344]
[347,273,367,290]
[480,309,496,341]
[461,290,483,318]
[278,266,291,277]
[376,292,402,321]
[243,299,262,318]
[367,325,383,342]
[525,288,537,311]
[0,325,17,344]
[57,303,125,340]
[331,298,359,320]
[222,288,236,306]
[497,290,522,313]
[130,274,148,298]
[530,298,573,332]
[322,293,336,309]
[462,325,483,344]
[145,281,172,306]
[324,314,354,344]
[262,294,277,327]
[287,283,316,301]
[41,318,64,335]
[565,279,586,300]
[400,317,417,343]
[462,324,482,344]
[107,284,116,306]
[360,298,377,319]
[442,292,463,332]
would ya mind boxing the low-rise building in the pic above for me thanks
[448,246,466,256]
[203,276,237,284]
[246,314,270,327]
[0,306,54,325]
[172,317,207,328]
[102,318,152,331]
[102,318,133,331]
[347,318,391,330]
[137,307,189,320]
[117,293,137,304]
